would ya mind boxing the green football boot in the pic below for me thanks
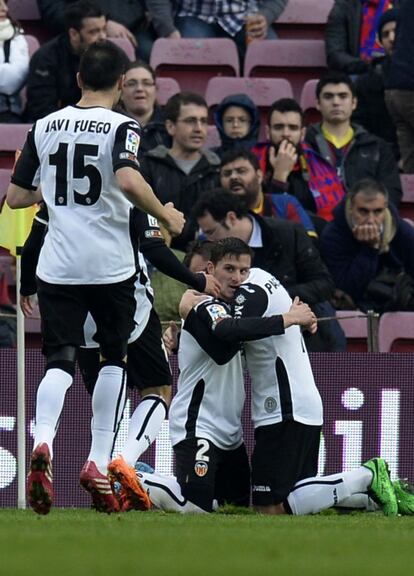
[394,480,414,515]
[363,458,398,516]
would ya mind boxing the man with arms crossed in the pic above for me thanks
[7,40,184,514]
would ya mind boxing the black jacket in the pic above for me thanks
[249,213,334,305]
[353,56,399,158]
[325,0,402,74]
[140,146,220,250]
[386,0,414,90]
[305,123,402,208]
[138,106,171,159]
[25,34,81,122]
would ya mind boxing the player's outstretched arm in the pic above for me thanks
[116,167,185,237]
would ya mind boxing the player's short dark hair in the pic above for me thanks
[209,238,253,265]
[164,91,208,122]
[192,188,249,222]
[126,60,156,82]
[267,98,303,125]
[79,40,129,91]
[349,178,389,202]
[220,149,260,172]
[64,0,105,31]
[183,240,214,269]
[316,70,356,99]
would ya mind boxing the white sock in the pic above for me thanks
[335,493,379,512]
[121,395,167,466]
[33,368,73,457]
[287,467,372,515]
[87,365,126,474]
[139,471,207,514]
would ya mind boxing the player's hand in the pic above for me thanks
[179,289,209,320]
[106,20,137,46]
[246,13,268,40]
[283,297,317,330]
[20,293,37,317]
[163,321,179,354]
[161,202,185,237]
[201,273,221,298]
[269,140,298,182]
[352,223,381,249]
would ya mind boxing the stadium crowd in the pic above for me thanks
[1,0,414,517]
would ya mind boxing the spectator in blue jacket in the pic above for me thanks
[213,93,260,158]
[320,178,414,313]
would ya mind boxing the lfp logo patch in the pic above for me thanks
[125,129,139,155]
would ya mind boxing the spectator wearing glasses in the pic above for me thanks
[140,92,220,251]
[119,60,171,158]
[213,93,260,159]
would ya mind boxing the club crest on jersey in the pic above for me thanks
[234,293,246,305]
[264,396,277,413]
[206,303,228,322]
[125,129,139,155]
[194,461,208,477]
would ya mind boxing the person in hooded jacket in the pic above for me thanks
[213,93,260,159]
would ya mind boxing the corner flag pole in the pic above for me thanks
[16,249,26,509]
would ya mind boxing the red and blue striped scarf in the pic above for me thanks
[300,142,346,222]
[360,0,393,62]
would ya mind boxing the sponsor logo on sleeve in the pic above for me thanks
[144,230,163,239]
[147,215,159,227]
[125,129,140,155]
[119,152,138,162]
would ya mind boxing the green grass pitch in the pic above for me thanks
[1,509,413,576]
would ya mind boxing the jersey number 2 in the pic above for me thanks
[49,142,102,206]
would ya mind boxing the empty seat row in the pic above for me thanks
[337,311,414,353]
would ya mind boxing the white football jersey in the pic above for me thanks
[169,298,245,451]
[233,268,323,428]
[12,105,142,284]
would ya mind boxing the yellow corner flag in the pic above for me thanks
[0,201,37,257]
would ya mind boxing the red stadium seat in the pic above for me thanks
[400,175,414,222]
[25,34,40,58]
[9,1,52,43]
[336,310,369,352]
[150,38,240,95]
[205,125,220,149]
[378,312,414,352]
[276,0,334,39]
[109,37,135,61]
[244,39,327,101]
[155,77,181,106]
[300,79,322,126]
[205,76,293,139]
[0,124,32,169]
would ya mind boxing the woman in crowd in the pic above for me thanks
[0,0,29,122]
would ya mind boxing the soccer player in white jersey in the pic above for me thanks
[119,238,317,513]
[232,267,398,516]
[6,40,184,515]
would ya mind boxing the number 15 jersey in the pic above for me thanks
[12,105,142,285]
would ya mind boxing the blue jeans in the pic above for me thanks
[175,16,277,65]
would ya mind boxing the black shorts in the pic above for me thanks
[77,309,172,394]
[251,420,321,507]
[174,437,250,512]
[37,274,136,359]
[126,309,172,390]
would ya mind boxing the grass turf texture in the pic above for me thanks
[1,509,413,576]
